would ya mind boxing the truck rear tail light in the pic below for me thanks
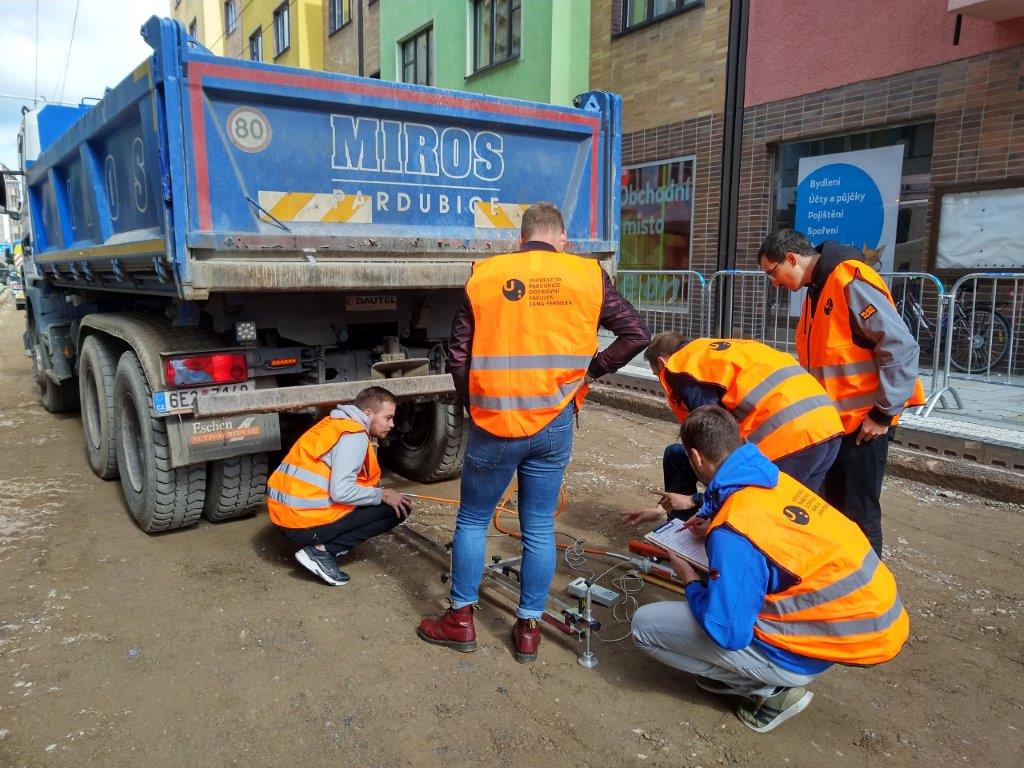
[268,357,297,368]
[164,353,248,387]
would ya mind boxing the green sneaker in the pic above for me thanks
[736,686,813,733]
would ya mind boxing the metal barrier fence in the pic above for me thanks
[705,270,796,353]
[881,271,946,396]
[614,270,708,339]
[926,273,1024,410]
[614,266,1022,416]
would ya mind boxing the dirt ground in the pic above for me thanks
[0,294,1022,768]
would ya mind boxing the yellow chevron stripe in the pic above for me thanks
[268,193,315,222]
[321,194,363,223]
[474,202,529,229]
[484,203,515,228]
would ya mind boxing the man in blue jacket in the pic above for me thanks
[631,405,908,733]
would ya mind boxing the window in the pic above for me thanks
[401,27,433,86]
[619,157,695,272]
[474,0,521,72]
[773,123,934,273]
[249,28,263,61]
[623,0,700,30]
[329,0,351,33]
[188,17,198,39]
[224,1,237,36]
[273,3,290,56]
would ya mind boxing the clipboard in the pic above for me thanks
[643,518,710,573]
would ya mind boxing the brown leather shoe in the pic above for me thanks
[512,617,541,663]
[417,604,477,652]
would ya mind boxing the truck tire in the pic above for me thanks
[113,351,206,533]
[41,378,80,413]
[384,401,467,483]
[29,325,79,414]
[78,335,119,479]
[203,453,269,522]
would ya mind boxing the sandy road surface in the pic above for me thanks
[0,295,1022,768]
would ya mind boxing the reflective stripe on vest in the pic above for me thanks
[467,250,603,438]
[661,340,843,461]
[797,260,926,434]
[266,486,333,510]
[266,417,380,529]
[757,596,906,638]
[276,462,331,491]
[761,548,879,617]
[471,353,595,371]
[708,470,909,666]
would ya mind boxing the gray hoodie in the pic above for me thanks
[320,404,383,507]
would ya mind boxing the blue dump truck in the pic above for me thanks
[0,17,621,533]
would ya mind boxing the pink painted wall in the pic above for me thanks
[745,0,1024,107]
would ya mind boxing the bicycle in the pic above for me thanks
[893,278,1012,374]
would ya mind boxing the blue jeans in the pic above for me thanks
[450,404,574,619]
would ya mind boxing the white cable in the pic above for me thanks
[54,0,81,104]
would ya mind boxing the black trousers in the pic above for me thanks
[819,428,894,558]
[663,437,840,497]
[277,503,402,557]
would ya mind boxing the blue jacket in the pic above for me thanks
[683,443,833,675]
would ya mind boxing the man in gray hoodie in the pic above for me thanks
[267,386,412,585]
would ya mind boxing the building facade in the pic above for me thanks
[171,0,324,69]
[737,0,1024,276]
[590,0,731,277]
[170,0,227,55]
[378,0,590,105]
[324,0,381,77]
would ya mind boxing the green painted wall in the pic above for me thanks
[379,0,590,106]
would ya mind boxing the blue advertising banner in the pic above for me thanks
[791,145,903,313]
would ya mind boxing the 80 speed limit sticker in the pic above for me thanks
[227,106,271,153]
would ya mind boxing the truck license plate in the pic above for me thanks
[152,381,255,415]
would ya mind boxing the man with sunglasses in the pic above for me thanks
[755,229,925,556]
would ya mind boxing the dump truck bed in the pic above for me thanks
[25,17,621,300]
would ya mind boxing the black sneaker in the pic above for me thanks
[736,686,813,733]
[295,546,350,586]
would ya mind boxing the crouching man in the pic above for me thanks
[631,405,908,733]
[267,386,412,586]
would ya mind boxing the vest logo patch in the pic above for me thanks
[783,505,810,525]
[502,279,526,301]
[823,298,834,315]
[859,304,877,321]
[709,341,731,351]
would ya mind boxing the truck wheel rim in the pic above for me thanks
[83,370,102,451]
[120,393,145,494]
[398,404,432,451]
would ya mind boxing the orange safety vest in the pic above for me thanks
[658,339,843,461]
[797,260,926,434]
[266,417,381,529]
[466,249,603,438]
[708,471,909,666]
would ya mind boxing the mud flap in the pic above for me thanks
[166,412,281,468]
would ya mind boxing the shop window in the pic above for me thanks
[401,27,433,86]
[772,123,934,273]
[619,157,695,271]
[473,0,521,72]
